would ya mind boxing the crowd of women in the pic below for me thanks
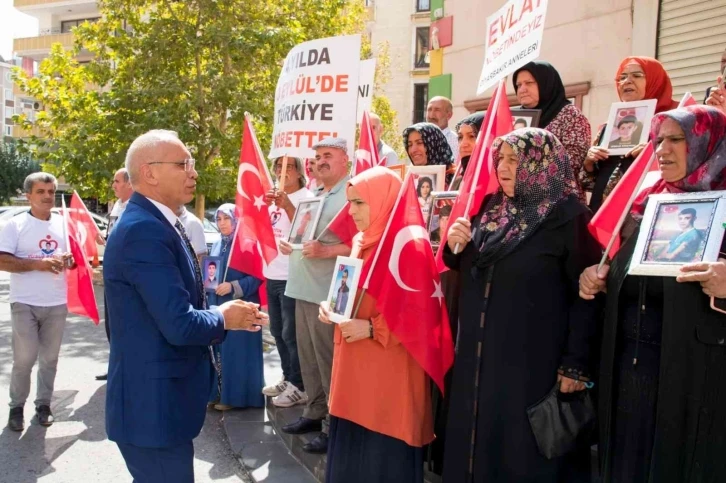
[201,54,726,483]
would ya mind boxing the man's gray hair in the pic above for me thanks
[124,129,181,184]
[116,167,129,183]
[23,172,58,193]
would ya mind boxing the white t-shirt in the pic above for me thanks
[0,212,68,306]
[107,198,128,236]
[263,187,314,280]
[178,208,208,255]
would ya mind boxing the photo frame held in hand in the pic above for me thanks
[427,191,458,252]
[325,256,363,323]
[202,256,223,293]
[510,109,542,129]
[407,165,446,227]
[628,192,726,277]
[387,163,406,179]
[600,99,657,156]
[287,197,325,249]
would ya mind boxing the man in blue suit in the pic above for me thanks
[103,129,268,483]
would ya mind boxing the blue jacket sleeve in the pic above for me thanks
[228,271,262,301]
[120,227,226,346]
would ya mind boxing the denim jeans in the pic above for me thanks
[266,279,303,389]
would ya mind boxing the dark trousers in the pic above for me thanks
[266,279,303,389]
[117,441,194,483]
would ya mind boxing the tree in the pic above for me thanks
[368,41,404,158]
[0,142,39,204]
[13,0,367,215]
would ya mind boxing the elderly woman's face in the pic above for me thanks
[347,186,370,232]
[617,62,647,102]
[656,118,688,183]
[515,71,540,108]
[496,142,518,197]
[457,124,477,159]
[407,131,428,166]
[216,212,234,236]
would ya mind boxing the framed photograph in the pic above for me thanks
[388,163,406,179]
[628,192,726,277]
[202,256,222,292]
[600,99,657,155]
[407,165,446,226]
[325,256,363,323]
[427,191,458,251]
[287,197,325,248]
[510,109,542,129]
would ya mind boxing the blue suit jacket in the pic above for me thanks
[103,193,226,448]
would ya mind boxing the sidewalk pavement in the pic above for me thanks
[221,332,320,483]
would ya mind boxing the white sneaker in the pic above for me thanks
[272,384,308,408]
[262,380,288,397]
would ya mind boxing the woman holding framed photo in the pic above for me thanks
[450,112,485,190]
[579,105,726,483]
[441,129,601,482]
[583,56,679,212]
[402,122,455,184]
[319,167,433,483]
[207,204,265,411]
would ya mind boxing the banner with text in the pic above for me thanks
[476,0,548,94]
[357,59,376,123]
[270,34,361,159]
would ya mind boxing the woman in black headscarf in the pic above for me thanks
[513,61,591,194]
[403,122,454,184]
[441,128,601,482]
[449,112,485,190]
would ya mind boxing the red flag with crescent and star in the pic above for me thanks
[361,173,454,393]
[68,191,101,261]
[435,79,512,272]
[324,111,380,246]
[229,116,277,304]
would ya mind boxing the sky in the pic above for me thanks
[0,0,38,61]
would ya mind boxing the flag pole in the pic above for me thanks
[223,220,242,283]
[61,196,71,255]
[596,146,657,271]
[453,77,505,254]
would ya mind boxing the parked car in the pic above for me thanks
[0,206,108,261]
[202,217,220,253]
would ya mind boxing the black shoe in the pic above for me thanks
[95,373,107,381]
[302,433,328,454]
[7,407,23,432]
[36,405,54,427]
[281,417,322,435]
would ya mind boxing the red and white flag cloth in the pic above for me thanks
[678,92,697,108]
[352,111,381,175]
[68,191,101,261]
[323,111,382,246]
[61,198,100,324]
[361,173,455,393]
[435,79,512,272]
[228,115,277,305]
[587,142,657,259]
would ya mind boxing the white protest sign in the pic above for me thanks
[270,34,361,159]
[356,59,376,123]
[476,0,548,95]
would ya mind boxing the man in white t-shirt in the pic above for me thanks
[0,172,74,432]
[177,206,207,260]
[369,112,402,167]
[262,156,314,408]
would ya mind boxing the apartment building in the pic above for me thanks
[1,57,16,140]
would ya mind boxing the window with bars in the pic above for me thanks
[413,84,428,123]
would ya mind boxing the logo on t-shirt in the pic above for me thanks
[270,210,282,227]
[39,235,59,256]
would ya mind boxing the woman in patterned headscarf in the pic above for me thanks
[579,105,726,483]
[441,128,601,482]
[403,122,454,185]
[207,203,265,411]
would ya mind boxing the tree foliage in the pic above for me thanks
[13,0,368,211]
[0,142,39,204]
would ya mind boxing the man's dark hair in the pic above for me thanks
[208,261,217,268]
[617,115,638,127]
[439,205,452,217]
[342,269,348,276]
[680,208,697,225]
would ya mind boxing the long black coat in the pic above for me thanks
[599,230,726,482]
[441,198,601,483]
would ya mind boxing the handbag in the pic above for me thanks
[526,381,595,460]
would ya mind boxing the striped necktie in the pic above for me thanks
[175,219,207,309]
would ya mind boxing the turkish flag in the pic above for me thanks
[352,112,381,175]
[678,92,697,108]
[228,116,276,306]
[362,174,454,393]
[68,191,101,261]
[435,79,512,272]
[588,142,657,259]
[62,200,100,324]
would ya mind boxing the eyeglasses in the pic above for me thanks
[617,72,646,83]
[146,158,196,172]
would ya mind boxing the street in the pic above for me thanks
[0,271,251,483]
